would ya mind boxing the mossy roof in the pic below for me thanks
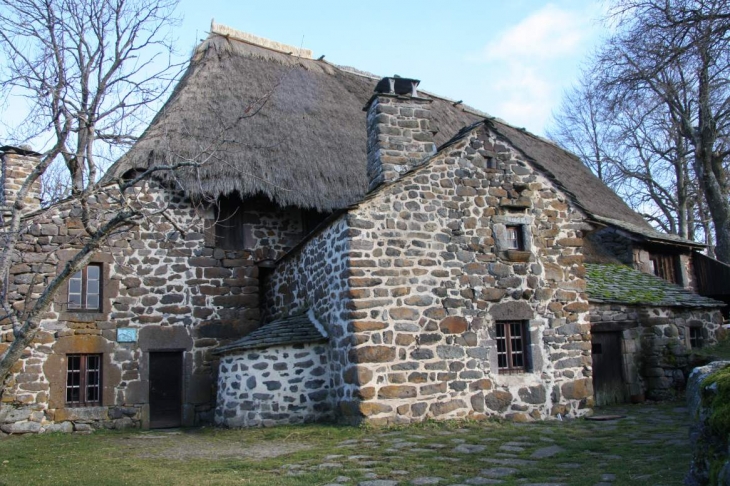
[586,263,724,308]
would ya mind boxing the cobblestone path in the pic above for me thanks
[279,403,690,486]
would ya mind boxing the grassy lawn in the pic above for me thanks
[0,401,690,486]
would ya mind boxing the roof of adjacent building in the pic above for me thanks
[107,27,662,239]
[215,311,328,354]
[585,263,724,308]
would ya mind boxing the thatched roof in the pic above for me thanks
[108,29,668,236]
[108,34,477,211]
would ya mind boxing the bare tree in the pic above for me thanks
[550,0,730,261]
[0,0,185,384]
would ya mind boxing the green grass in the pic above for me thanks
[0,401,692,486]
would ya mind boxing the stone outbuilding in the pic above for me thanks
[0,23,725,433]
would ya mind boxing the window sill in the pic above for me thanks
[503,250,532,262]
[58,311,106,323]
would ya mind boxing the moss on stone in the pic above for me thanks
[585,263,721,307]
[701,364,730,439]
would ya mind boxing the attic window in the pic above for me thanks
[215,194,254,250]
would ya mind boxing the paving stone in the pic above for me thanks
[479,467,517,478]
[358,481,399,486]
[335,477,351,483]
[465,478,504,485]
[411,478,444,485]
[530,445,564,459]
[453,444,486,454]
[600,473,616,481]
[499,445,524,452]
[483,458,538,467]
[318,462,342,468]
[556,463,581,469]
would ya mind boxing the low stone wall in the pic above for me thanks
[216,343,333,427]
[590,304,722,401]
[686,361,730,486]
[0,403,140,434]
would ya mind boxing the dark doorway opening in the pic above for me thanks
[591,331,627,406]
[149,351,183,428]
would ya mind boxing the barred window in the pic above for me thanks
[68,264,101,310]
[496,321,528,374]
[66,354,102,406]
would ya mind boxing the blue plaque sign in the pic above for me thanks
[117,327,138,343]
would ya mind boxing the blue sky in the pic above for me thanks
[0,1,608,147]
[176,0,608,135]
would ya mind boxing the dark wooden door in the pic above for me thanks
[591,331,626,406]
[149,352,182,428]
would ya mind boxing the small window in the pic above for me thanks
[215,194,257,250]
[650,254,679,284]
[689,327,703,349]
[66,354,102,406]
[505,225,524,250]
[496,321,529,374]
[68,264,102,310]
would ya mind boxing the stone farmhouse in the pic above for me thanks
[0,24,726,433]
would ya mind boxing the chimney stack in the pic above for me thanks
[365,76,436,191]
[1,145,42,213]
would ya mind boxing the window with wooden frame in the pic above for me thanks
[505,225,525,251]
[66,354,102,406]
[689,327,703,349]
[650,253,680,285]
[214,194,257,250]
[496,321,529,374]
[68,264,101,310]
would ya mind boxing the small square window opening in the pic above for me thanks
[689,327,703,349]
[496,320,528,374]
[66,354,102,406]
[68,264,102,310]
[505,225,524,250]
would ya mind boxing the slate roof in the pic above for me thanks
[586,263,724,308]
[216,312,328,354]
[592,215,704,248]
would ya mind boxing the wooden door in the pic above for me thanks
[591,331,626,406]
[149,352,182,428]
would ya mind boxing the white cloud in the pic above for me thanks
[479,4,589,62]
[465,3,601,134]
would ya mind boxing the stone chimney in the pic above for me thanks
[365,76,436,191]
[1,145,42,213]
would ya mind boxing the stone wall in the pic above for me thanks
[216,343,333,427]
[590,303,722,401]
[263,217,352,416]
[341,125,595,425]
[0,181,304,432]
[686,361,730,486]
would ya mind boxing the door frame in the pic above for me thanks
[591,330,627,406]
[147,349,185,429]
